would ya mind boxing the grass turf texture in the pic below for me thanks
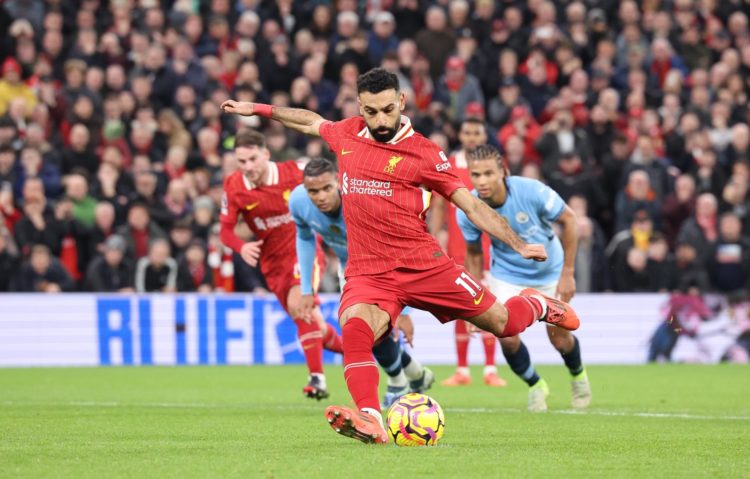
[1,365,748,479]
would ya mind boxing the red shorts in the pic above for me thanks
[339,261,496,327]
[263,255,324,313]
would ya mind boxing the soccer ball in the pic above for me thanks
[386,393,445,446]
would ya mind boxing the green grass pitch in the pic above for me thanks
[1,365,748,479]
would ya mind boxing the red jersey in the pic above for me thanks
[320,116,466,276]
[219,161,302,273]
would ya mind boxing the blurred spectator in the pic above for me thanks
[691,148,727,200]
[661,174,696,249]
[0,57,37,116]
[0,224,20,291]
[498,105,541,164]
[622,135,671,200]
[16,146,61,200]
[487,77,527,129]
[568,195,609,292]
[434,56,484,122]
[83,235,134,292]
[720,170,750,232]
[169,219,194,260]
[676,193,719,267]
[14,177,65,257]
[536,108,591,176]
[177,238,213,292]
[415,6,455,80]
[367,11,399,67]
[130,170,172,230]
[61,124,99,176]
[708,213,750,293]
[546,151,607,218]
[614,170,662,233]
[13,244,75,292]
[65,170,97,228]
[645,233,675,292]
[606,209,655,290]
[116,202,167,260]
[672,242,711,293]
[134,238,178,292]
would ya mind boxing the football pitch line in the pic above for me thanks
[3,400,749,421]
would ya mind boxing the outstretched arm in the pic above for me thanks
[555,205,578,302]
[220,100,327,137]
[450,187,547,261]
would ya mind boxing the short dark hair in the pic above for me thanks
[304,157,338,178]
[460,117,485,129]
[357,68,399,95]
[235,129,265,148]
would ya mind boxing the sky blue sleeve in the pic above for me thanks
[290,191,317,295]
[456,207,482,244]
[534,181,566,222]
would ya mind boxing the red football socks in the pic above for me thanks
[294,319,323,374]
[481,331,497,366]
[501,296,543,337]
[342,317,380,412]
[323,323,343,353]
[454,320,470,368]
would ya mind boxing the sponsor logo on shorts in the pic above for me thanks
[473,290,485,305]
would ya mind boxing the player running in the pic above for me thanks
[457,144,592,411]
[218,129,342,400]
[429,118,507,388]
[289,157,435,409]
[221,68,580,445]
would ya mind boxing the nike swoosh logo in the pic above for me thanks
[245,202,260,210]
[341,149,354,156]
[473,290,485,305]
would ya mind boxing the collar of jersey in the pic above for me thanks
[357,115,415,144]
[242,161,279,190]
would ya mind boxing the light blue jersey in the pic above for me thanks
[289,185,348,295]
[456,176,565,285]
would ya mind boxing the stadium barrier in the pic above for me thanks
[0,293,742,366]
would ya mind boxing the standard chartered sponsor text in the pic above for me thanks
[348,178,393,197]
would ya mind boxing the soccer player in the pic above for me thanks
[289,157,434,408]
[221,68,580,445]
[218,129,343,400]
[457,144,592,412]
[430,118,507,388]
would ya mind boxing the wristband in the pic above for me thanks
[253,103,274,118]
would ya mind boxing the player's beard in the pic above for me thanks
[369,124,398,143]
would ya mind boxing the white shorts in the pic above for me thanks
[487,276,558,303]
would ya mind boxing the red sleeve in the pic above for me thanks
[418,140,466,199]
[219,222,245,253]
[218,176,245,253]
[318,120,341,152]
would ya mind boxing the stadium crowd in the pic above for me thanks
[0,0,749,296]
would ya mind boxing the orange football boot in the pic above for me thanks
[325,406,389,444]
[483,372,508,387]
[440,371,471,386]
[520,288,580,331]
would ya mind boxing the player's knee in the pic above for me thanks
[500,335,521,354]
[547,327,573,351]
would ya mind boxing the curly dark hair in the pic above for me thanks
[356,68,400,95]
